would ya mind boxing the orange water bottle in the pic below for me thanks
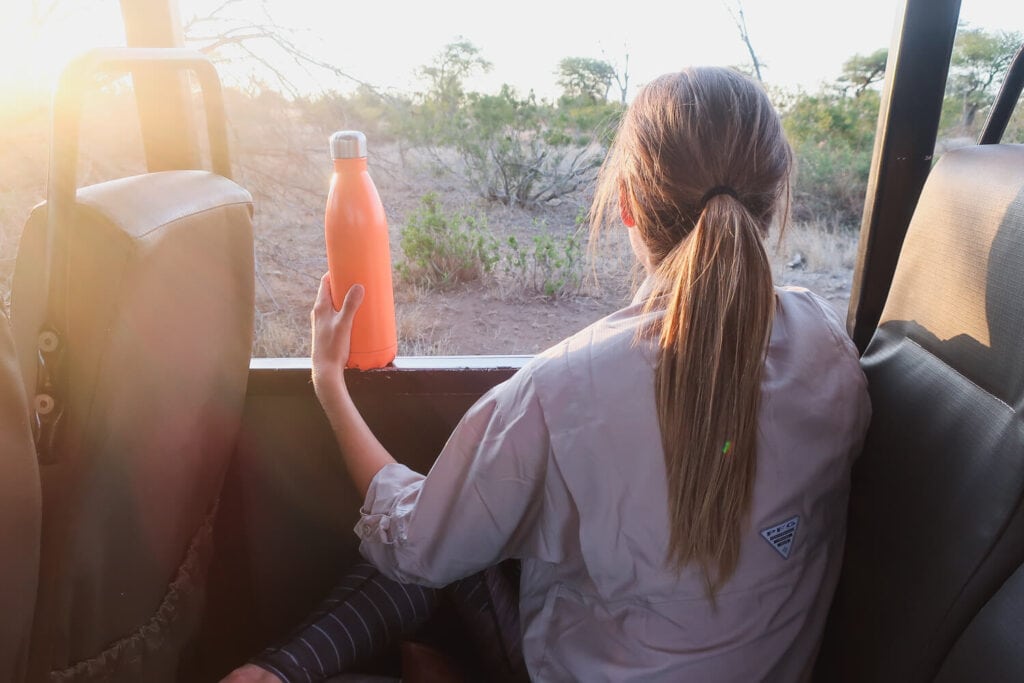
[325,130,397,369]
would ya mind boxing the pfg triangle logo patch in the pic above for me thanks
[761,516,799,559]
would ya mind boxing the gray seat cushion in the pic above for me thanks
[934,560,1024,683]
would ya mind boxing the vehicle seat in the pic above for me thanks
[0,307,41,683]
[816,144,1024,681]
[10,170,254,681]
[933,559,1024,682]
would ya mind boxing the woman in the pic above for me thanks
[226,67,870,682]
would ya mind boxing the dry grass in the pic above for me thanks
[396,305,456,356]
[768,219,858,315]
[253,311,309,357]
[773,219,860,273]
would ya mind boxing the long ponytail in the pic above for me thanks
[590,67,791,596]
[649,194,774,595]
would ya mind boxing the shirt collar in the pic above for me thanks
[631,274,659,307]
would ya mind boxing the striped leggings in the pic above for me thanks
[252,562,525,683]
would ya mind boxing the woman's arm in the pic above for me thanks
[310,273,395,496]
[357,369,551,587]
[313,273,553,586]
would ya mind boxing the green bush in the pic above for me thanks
[783,89,880,150]
[790,141,872,227]
[782,89,879,228]
[397,193,499,289]
[502,225,584,298]
[550,100,625,148]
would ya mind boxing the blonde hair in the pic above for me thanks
[591,68,792,595]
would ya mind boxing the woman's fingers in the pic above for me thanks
[338,283,365,330]
[311,276,365,376]
[313,273,362,320]
[314,272,333,314]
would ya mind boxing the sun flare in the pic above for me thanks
[0,2,126,112]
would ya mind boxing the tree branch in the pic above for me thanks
[181,0,392,101]
[724,0,764,82]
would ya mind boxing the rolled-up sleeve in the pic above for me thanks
[356,369,550,587]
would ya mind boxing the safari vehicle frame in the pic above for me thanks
[3,0,1024,680]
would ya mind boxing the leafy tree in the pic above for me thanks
[782,83,881,226]
[555,57,615,104]
[947,26,1022,130]
[839,49,888,95]
[783,88,880,150]
[398,39,492,148]
[418,38,492,115]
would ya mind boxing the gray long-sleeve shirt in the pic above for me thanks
[356,286,870,682]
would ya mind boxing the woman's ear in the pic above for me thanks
[619,187,636,227]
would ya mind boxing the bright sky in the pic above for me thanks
[3,0,1024,105]
[229,0,909,97]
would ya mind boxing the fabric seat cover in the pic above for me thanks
[11,170,254,681]
[933,559,1024,683]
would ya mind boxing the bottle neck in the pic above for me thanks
[333,157,368,172]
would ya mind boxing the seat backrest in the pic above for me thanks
[816,144,1024,681]
[0,307,41,683]
[933,558,1024,683]
[11,170,254,682]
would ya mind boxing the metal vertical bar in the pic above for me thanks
[118,0,199,171]
[846,0,962,352]
[979,44,1024,145]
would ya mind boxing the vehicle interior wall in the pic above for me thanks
[186,362,519,678]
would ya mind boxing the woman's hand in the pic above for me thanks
[218,663,283,683]
[311,272,365,402]
[309,272,396,495]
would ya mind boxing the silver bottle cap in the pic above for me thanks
[330,130,367,159]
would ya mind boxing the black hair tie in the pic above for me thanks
[700,185,739,208]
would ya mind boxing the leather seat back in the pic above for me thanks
[817,144,1024,681]
[0,307,41,683]
[933,559,1024,683]
[11,170,254,681]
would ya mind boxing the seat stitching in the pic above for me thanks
[904,337,1013,412]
